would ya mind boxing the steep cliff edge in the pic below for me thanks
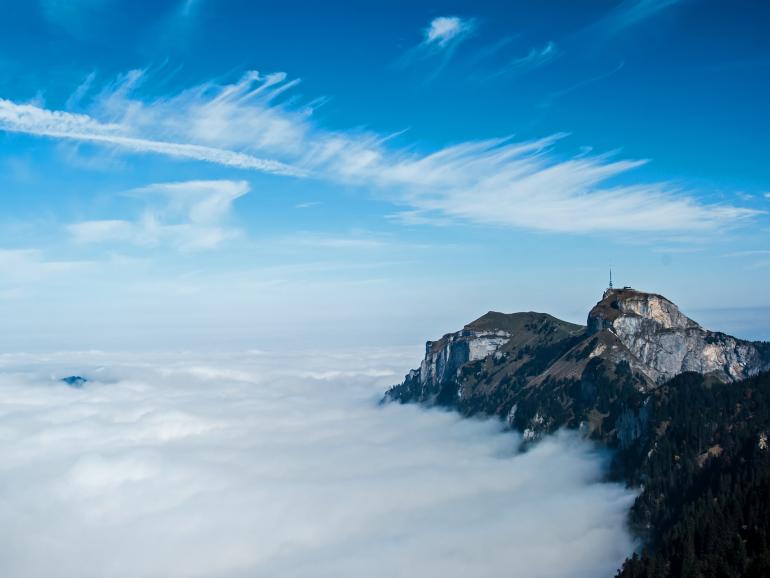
[389,311,584,408]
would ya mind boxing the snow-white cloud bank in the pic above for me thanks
[0,349,635,578]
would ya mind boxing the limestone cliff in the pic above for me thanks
[407,326,512,403]
[588,288,765,384]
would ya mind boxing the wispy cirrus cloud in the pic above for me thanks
[67,180,249,250]
[364,135,759,233]
[538,61,625,109]
[0,69,759,236]
[0,82,302,176]
[484,41,558,80]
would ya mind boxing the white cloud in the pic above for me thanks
[400,16,477,73]
[0,349,636,578]
[423,16,476,48]
[88,69,307,157]
[67,180,249,250]
[0,95,301,176]
[132,180,249,225]
[332,134,759,233]
[0,70,759,235]
[67,219,136,244]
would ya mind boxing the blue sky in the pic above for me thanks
[0,0,769,350]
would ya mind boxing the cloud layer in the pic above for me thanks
[0,68,756,234]
[0,349,636,578]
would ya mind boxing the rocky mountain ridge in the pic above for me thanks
[384,287,770,443]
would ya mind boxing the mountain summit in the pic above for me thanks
[385,287,770,441]
[588,287,767,384]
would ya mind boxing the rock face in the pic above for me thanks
[412,327,512,400]
[588,288,764,384]
[385,311,586,410]
[384,287,770,444]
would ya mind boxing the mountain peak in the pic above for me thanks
[386,288,770,417]
[588,287,700,335]
[585,287,766,384]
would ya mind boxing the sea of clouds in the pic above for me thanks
[0,348,636,578]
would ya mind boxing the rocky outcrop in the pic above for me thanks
[417,328,511,395]
[588,288,768,384]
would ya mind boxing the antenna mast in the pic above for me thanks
[609,268,613,290]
